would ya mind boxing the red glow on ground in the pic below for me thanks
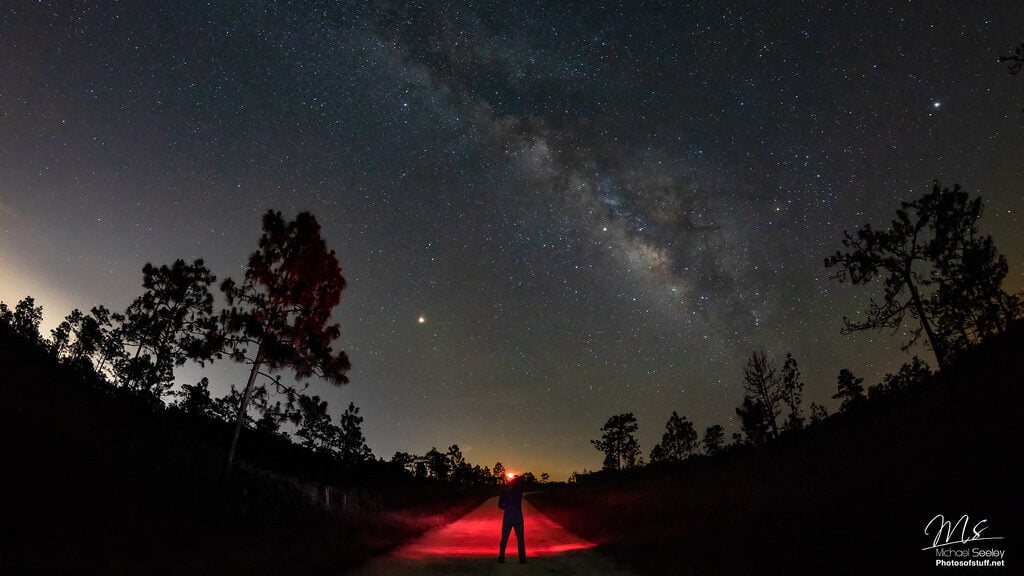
[392,497,597,560]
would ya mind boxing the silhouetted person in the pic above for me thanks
[498,475,526,563]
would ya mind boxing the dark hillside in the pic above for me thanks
[532,323,1024,576]
[0,325,484,575]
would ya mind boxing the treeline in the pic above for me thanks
[587,351,934,475]
[0,296,534,489]
[0,314,498,575]
[536,321,1024,576]
[389,448,542,488]
[587,181,1023,476]
[0,209,506,488]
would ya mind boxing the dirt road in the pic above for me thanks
[349,496,638,575]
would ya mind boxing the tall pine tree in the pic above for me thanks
[220,210,351,478]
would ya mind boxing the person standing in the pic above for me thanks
[497,475,526,564]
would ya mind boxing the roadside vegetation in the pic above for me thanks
[533,320,1022,575]
[0,209,507,574]
[0,318,493,574]
[531,182,1023,575]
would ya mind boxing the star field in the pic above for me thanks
[2,1,1022,479]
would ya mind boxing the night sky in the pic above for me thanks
[2,2,1022,480]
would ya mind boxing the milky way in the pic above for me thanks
[2,2,1022,479]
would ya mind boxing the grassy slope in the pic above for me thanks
[0,329,485,575]
[531,324,1024,576]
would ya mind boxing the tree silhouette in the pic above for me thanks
[648,443,667,464]
[49,308,110,372]
[780,352,805,430]
[832,368,865,412]
[115,259,219,396]
[446,444,466,470]
[999,41,1024,75]
[212,386,248,423]
[649,411,698,463]
[735,395,769,445]
[49,314,74,358]
[424,447,450,480]
[702,424,725,455]
[79,305,123,378]
[592,412,641,471]
[391,451,417,475]
[254,410,284,434]
[296,394,336,454]
[930,212,1021,353]
[336,402,372,463]
[296,397,371,461]
[825,182,1020,370]
[220,210,351,478]
[1001,41,1024,112]
[413,458,429,479]
[176,377,217,418]
[0,296,43,345]
[808,402,829,425]
[741,350,783,440]
[868,356,932,401]
[492,461,507,484]
[446,444,477,485]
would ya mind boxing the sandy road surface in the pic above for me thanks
[348,496,638,575]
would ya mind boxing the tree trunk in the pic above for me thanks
[123,344,143,390]
[758,386,780,440]
[223,343,264,481]
[904,271,947,370]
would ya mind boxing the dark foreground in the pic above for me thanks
[0,327,484,575]
[2,321,1021,575]
[531,325,1024,576]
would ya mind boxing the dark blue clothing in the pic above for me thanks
[498,485,526,561]
[498,487,523,520]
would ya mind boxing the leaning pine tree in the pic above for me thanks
[220,210,351,478]
[825,181,1022,370]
